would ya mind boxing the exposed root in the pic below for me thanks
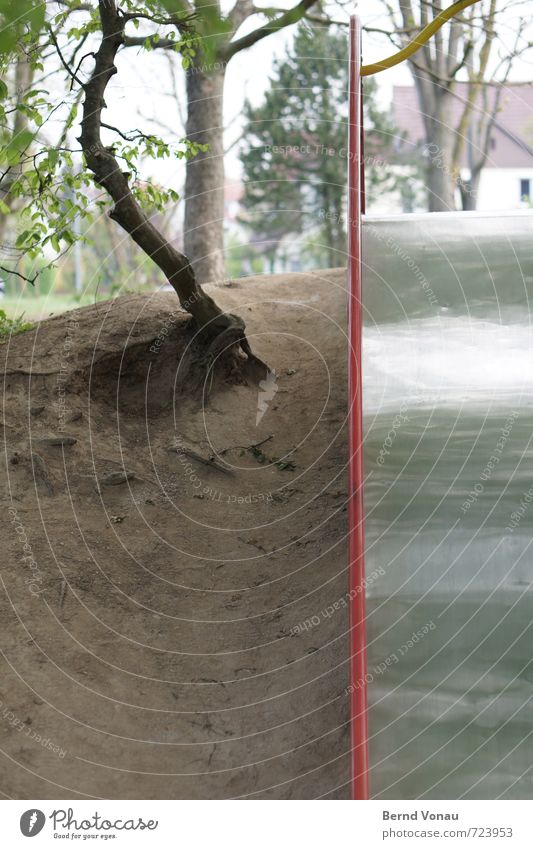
[193,313,270,401]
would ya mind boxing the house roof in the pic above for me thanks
[393,83,533,168]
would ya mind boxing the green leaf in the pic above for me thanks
[15,229,30,247]
[24,88,46,100]
[0,0,46,53]
[6,128,35,163]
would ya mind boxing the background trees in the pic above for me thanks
[0,0,253,350]
[120,0,322,283]
[380,0,531,210]
[1,0,330,292]
[239,24,402,269]
[0,0,531,316]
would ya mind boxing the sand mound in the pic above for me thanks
[0,268,351,799]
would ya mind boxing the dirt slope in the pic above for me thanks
[0,268,351,799]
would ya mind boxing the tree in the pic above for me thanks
[78,2,224,330]
[0,0,42,282]
[0,0,269,369]
[0,54,34,253]
[378,0,530,210]
[239,24,401,268]
[19,0,324,286]
[118,0,321,283]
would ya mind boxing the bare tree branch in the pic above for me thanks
[223,0,318,60]
[0,265,38,286]
[48,27,85,89]
[227,0,257,35]
[123,35,179,49]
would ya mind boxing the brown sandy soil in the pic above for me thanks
[0,268,351,799]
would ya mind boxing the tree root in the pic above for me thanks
[194,313,270,400]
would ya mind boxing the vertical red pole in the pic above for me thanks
[360,83,366,215]
[348,15,369,801]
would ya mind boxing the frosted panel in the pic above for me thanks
[362,211,533,799]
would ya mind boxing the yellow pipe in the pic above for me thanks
[361,0,481,76]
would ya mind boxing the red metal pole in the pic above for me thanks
[348,15,369,801]
[360,83,366,215]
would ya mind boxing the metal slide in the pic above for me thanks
[362,210,533,799]
[348,15,533,800]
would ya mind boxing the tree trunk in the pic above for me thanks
[0,54,34,250]
[423,115,457,212]
[459,168,481,210]
[412,75,457,212]
[184,64,226,284]
[79,1,270,381]
[321,186,334,266]
[80,0,240,344]
[332,196,345,264]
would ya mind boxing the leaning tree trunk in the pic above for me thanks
[80,1,234,342]
[184,64,226,284]
[77,0,269,381]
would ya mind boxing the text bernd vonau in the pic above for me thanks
[383,811,459,821]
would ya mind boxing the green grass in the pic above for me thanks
[0,308,34,339]
[0,279,166,324]
[0,293,108,321]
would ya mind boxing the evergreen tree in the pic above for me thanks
[239,24,401,268]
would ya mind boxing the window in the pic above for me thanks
[520,178,530,202]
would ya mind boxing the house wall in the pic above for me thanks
[467,167,533,211]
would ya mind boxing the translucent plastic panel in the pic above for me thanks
[362,211,533,799]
